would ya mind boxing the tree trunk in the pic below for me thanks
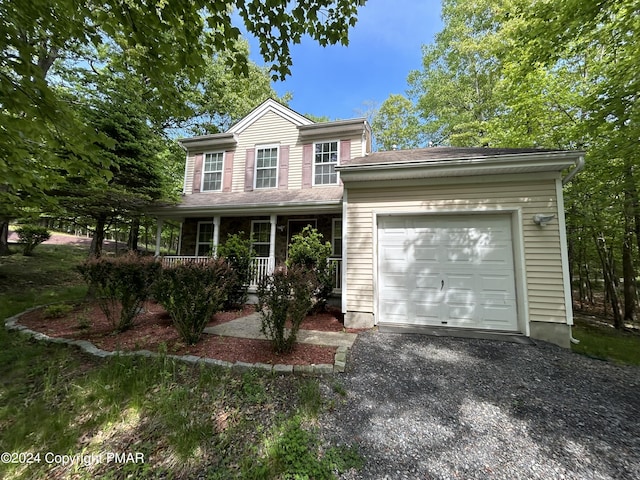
[594,233,623,328]
[0,220,10,255]
[622,161,636,323]
[89,215,106,258]
[127,217,140,251]
[622,231,635,324]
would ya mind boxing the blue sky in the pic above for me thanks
[243,1,443,120]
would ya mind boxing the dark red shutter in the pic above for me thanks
[244,148,255,192]
[278,145,290,189]
[192,153,203,193]
[302,143,313,189]
[223,151,234,192]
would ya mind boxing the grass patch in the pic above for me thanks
[0,241,362,479]
[0,244,88,321]
[572,319,640,365]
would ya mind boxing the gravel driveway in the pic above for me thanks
[319,331,640,479]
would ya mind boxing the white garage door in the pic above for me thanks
[378,214,518,331]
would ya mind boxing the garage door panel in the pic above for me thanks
[380,299,408,320]
[378,214,519,332]
[415,273,441,290]
[445,273,475,291]
[380,246,408,262]
[380,272,409,289]
[414,245,438,261]
[479,274,516,295]
[414,301,443,324]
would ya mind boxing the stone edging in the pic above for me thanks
[4,307,348,375]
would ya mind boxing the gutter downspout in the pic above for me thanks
[561,155,585,344]
[562,155,585,185]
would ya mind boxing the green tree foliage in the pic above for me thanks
[0,0,367,252]
[15,225,51,256]
[371,94,426,150]
[51,72,177,258]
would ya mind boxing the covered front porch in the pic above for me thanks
[154,213,343,293]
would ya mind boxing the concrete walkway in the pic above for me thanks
[203,312,358,349]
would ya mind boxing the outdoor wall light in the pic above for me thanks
[532,214,556,226]
[277,225,286,232]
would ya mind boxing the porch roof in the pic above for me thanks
[154,186,343,217]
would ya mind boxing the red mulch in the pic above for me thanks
[16,301,352,366]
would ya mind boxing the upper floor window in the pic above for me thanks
[314,141,338,185]
[255,146,279,189]
[202,152,224,191]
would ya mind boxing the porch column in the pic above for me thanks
[269,214,277,272]
[176,219,184,255]
[212,216,220,256]
[154,218,164,257]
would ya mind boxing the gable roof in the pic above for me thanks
[227,98,314,135]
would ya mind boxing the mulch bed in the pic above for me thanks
[16,301,351,366]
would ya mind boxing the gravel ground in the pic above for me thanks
[319,331,640,480]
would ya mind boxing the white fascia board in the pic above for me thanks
[298,119,368,140]
[178,133,237,151]
[337,153,582,182]
[152,200,343,218]
[228,99,313,135]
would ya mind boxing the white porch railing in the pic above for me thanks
[161,255,212,267]
[329,257,342,292]
[249,257,272,288]
[159,255,342,292]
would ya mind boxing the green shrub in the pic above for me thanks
[154,258,235,344]
[15,225,51,256]
[77,253,160,332]
[216,232,255,309]
[42,303,74,319]
[287,226,335,312]
[257,266,314,354]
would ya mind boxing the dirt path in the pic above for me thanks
[8,229,131,251]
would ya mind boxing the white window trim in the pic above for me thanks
[251,220,271,257]
[196,221,215,256]
[312,140,340,186]
[201,151,224,192]
[331,217,342,257]
[254,144,280,190]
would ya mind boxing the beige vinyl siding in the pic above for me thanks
[233,110,302,191]
[183,119,366,196]
[345,175,568,325]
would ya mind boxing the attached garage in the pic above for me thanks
[337,147,585,348]
[377,214,518,332]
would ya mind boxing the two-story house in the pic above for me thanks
[153,99,584,348]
